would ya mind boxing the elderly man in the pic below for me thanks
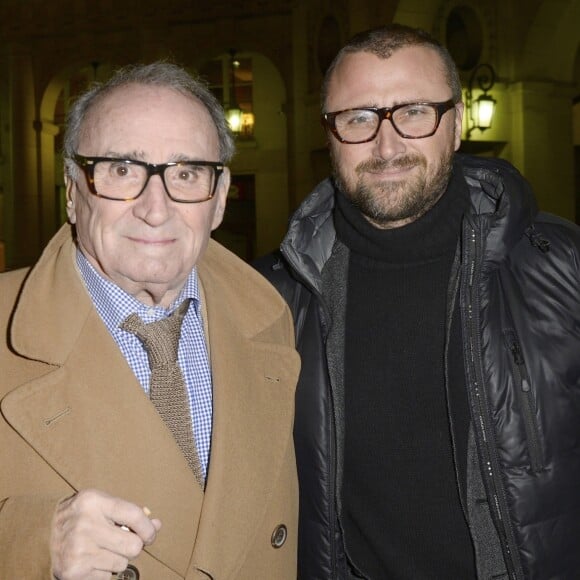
[0,62,300,579]
[257,24,580,580]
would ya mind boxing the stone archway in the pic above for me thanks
[519,0,580,81]
[39,63,114,245]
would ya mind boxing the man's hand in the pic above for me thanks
[50,489,162,580]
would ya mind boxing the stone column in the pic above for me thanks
[509,81,576,220]
[9,47,41,268]
[37,119,61,248]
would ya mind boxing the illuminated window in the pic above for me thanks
[200,54,254,138]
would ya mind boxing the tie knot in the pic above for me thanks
[121,299,191,368]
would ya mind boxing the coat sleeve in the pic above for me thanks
[0,493,68,578]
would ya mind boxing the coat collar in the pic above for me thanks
[4,226,299,578]
[458,154,537,270]
[10,225,93,365]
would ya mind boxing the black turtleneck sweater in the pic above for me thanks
[336,168,476,580]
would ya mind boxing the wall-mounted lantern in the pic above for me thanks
[466,63,497,139]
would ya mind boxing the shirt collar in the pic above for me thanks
[76,249,200,329]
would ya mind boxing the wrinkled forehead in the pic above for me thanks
[78,83,218,153]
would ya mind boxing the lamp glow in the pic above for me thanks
[466,63,497,140]
[226,107,243,133]
[473,94,496,130]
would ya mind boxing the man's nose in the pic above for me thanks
[132,173,173,223]
[141,172,170,199]
[373,117,407,160]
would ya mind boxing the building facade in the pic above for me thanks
[0,0,578,268]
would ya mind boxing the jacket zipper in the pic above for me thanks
[462,224,524,580]
[444,248,470,521]
[504,330,543,472]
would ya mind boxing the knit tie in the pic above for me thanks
[121,299,204,486]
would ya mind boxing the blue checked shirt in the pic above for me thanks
[76,250,213,481]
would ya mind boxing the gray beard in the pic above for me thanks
[333,148,455,228]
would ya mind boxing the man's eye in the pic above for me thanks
[115,165,129,176]
[403,106,430,118]
[109,162,131,177]
[347,112,374,125]
[177,166,200,181]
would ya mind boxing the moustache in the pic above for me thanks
[356,155,425,175]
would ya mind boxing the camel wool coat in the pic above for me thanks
[0,224,300,579]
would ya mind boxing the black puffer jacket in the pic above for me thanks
[256,154,580,580]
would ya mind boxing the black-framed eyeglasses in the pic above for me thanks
[71,154,225,203]
[321,100,457,143]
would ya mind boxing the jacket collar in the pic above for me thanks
[281,178,337,295]
[458,154,538,269]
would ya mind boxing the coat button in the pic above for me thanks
[116,564,140,580]
[271,524,287,548]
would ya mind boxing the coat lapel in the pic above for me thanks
[2,229,204,576]
[188,245,299,578]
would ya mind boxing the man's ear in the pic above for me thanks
[211,166,230,231]
[64,176,77,224]
[453,102,465,151]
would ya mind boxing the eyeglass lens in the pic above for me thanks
[92,160,215,201]
[334,103,441,141]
